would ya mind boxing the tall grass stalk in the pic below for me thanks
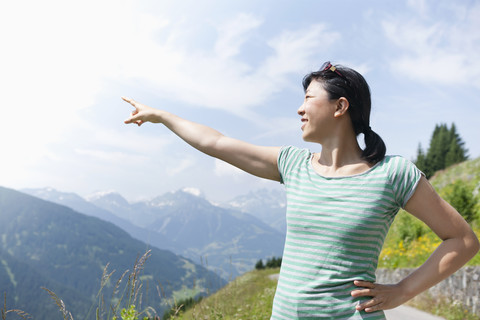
[42,288,74,320]
[1,293,31,320]
[85,262,116,320]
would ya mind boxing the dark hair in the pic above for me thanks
[302,62,386,163]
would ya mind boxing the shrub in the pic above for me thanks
[394,210,428,245]
[440,180,479,224]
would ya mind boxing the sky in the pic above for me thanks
[1,0,479,203]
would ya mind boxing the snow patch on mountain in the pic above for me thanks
[181,187,203,197]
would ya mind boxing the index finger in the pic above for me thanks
[121,96,135,105]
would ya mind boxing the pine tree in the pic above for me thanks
[445,123,468,167]
[426,124,449,174]
[255,259,265,270]
[414,143,427,176]
[415,123,468,178]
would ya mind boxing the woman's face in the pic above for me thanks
[297,80,337,142]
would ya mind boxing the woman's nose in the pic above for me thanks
[297,103,305,115]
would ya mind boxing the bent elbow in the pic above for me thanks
[466,230,480,258]
[472,236,480,255]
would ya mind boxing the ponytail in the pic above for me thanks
[362,129,386,164]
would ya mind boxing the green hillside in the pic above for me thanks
[171,268,279,320]
[0,246,92,319]
[0,187,225,318]
[430,156,480,189]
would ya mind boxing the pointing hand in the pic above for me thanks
[122,97,160,126]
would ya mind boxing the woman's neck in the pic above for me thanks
[312,131,372,177]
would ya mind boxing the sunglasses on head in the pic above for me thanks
[321,61,349,83]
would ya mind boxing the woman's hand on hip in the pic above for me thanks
[351,280,410,313]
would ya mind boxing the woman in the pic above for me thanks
[122,62,479,319]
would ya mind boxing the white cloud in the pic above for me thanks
[262,24,340,79]
[214,13,263,59]
[383,2,480,88]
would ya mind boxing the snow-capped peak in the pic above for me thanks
[85,190,120,201]
[181,187,203,197]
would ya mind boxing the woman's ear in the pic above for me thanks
[334,97,349,118]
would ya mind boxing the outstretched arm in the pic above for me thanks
[352,176,479,312]
[122,97,281,182]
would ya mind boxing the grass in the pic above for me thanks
[169,268,279,320]
[429,158,480,190]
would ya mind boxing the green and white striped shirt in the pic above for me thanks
[271,146,422,320]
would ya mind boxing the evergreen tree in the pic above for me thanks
[414,143,427,176]
[255,259,265,270]
[266,257,282,268]
[445,123,468,167]
[415,123,468,178]
[426,124,449,174]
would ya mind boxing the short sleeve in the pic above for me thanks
[277,146,310,185]
[388,156,424,208]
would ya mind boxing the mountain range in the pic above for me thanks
[225,188,287,233]
[0,186,225,318]
[22,187,287,279]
